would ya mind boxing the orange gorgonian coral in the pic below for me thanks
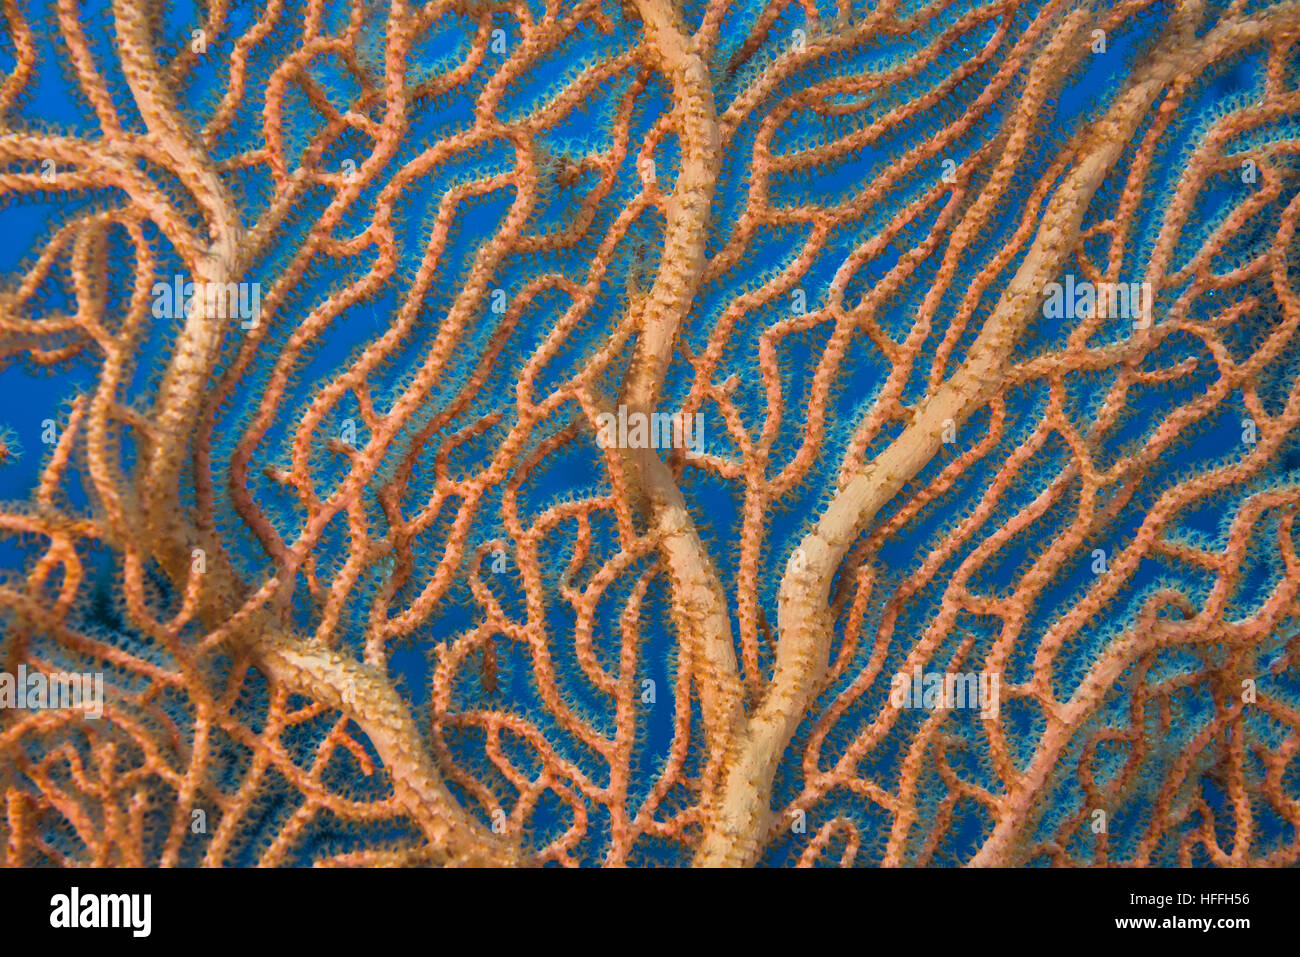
[1,0,1300,868]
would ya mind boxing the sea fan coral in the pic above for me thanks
[1,0,1300,868]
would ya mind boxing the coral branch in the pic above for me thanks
[3,0,1300,868]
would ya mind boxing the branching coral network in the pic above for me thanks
[1,0,1300,868]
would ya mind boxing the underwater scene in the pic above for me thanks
[1,0,1300,869]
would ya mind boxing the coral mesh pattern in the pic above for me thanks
[1,0,1300,867]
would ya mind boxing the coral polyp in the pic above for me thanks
[0,426,19,466]
[1,0,1299,868]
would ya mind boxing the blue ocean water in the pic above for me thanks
[1,0,1298,866]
